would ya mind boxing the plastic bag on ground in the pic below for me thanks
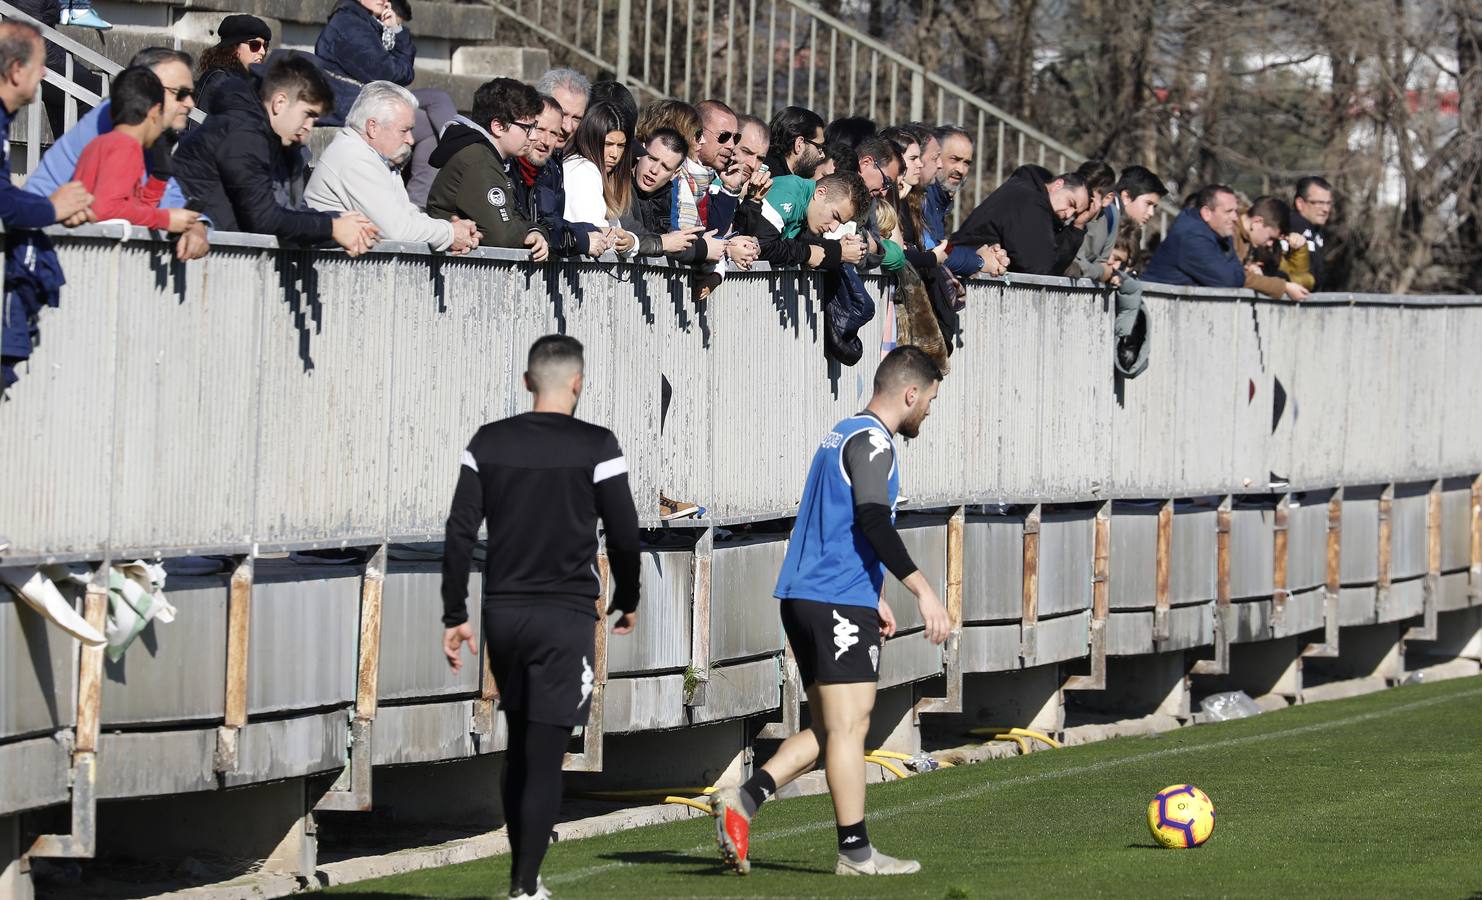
[1200,690,1261,721]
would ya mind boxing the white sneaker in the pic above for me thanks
[835,847,921,876]
[509,877,552,898]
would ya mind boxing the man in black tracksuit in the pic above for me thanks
[441,334,641,900]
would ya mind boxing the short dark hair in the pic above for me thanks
[527,334,584,389]
[472,77,541,130]
[1074,159,1115,195]
[646,126,689,160]
[109,66,165,127]
[769,105,825,160]
[1052,172,1087,191]
[1246,195,1290,233]
[695,98,735,124]
[824,115,876,149]
[0,22,40,79]
[874,345,942,394]
[816,170,870,222]
[129,47,194,70]
[537,92,563,115]
[736,113,768,142]
[825,141,858,175]
[1196,183,1237,211]
[1295,175,1333,202]
[1115,165,1167,200]
[855,134,899,167]
[259,53,333,110]
[588,79,638,132]
[933,124,971,147]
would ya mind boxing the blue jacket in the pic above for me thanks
[315,0,416,125]
[0,106,57,230]
[519,154,597,257]
[2,230,65,389]
[25,100,190,212]
[1142,207,1245,289]
[923,180,952,244]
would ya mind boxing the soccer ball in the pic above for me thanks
[1146,784,1215,848]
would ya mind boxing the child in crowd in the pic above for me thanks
[72,66,199,233]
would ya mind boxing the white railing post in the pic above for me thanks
[616,0,631,86]
[909,69,924,121]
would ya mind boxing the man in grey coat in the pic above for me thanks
[306,81,480,252]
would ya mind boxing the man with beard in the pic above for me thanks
[712,346,951,878]
[26,46,206,259]
[516,94,610,257]
[535,67,589,152]
[923,125,982,277]
[307,80,481,253]
[764,105,826,179]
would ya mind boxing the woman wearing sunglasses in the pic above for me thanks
[195,14,271,114]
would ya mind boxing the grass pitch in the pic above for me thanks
[329,676,1482,899]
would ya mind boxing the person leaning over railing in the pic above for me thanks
[25,48,209,261]
[70,67,200,236]
[0,23,92,230]
[752,171,870,272]
[560,100,635,256]
[305,81,479,254]
[513,93,607,258]
[614,127,706,261]
[171,54,380,255]
[923,125,981,279]
[425,77,548,261]
[1234,196,1310,302]
[1140,185,1246,290]
[949,165,1086,277]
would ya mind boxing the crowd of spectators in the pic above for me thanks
[0,11,1338,392]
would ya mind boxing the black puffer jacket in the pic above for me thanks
[172,75,335,243]
[618,179,708,265]
[950,164,1067,276]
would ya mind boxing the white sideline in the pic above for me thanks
[548,683,1482,886]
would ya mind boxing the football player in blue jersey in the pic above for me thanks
[711,345,951,877]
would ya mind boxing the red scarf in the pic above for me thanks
[516,157,539,188]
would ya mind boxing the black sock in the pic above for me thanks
[506,718,570,895]
[836,820,871,862]
[739,769,776,816]
[502,711,528,889]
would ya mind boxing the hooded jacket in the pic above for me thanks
[1141,207,1245,289]
[426,117,545,249]
[314,0,416,125]
[949,165,1065,276]
[166,77,335,243]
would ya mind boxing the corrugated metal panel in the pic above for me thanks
[689,657,779,724]
[1109,502,1159,609]
[107,246,261,555]
[1389,485,1430,580]
[962,511,1025,622]
[959,623,1021,672]
[1032,610,1090,664]
[1377,576,1424,623]
[1229,599,1272,643]
[1440,483,1472,572]
[1106,610,1153,656]
[101,575,228,725]
[710,538,785,662]
[0,588,77,739]
[1339,586,1378,626]
[1440,308,1482,475]
[1341,491,1382,584]
[378,564,482,701]
[247,563,359,714]
[224,710,347,787]
[878,631,943,688]
[96,729,216,799]
[1274,588,1325,638]
[253,252,394,545]
[1438,571,1471,612]
[608,549,691,674]
[1287,494,1330,591]
[1229,503,1275,600]
[0,734,69,814]
[1161,603,1214,651]
[603,674,686,733]
[1,237,117,558]
[1170,502,1216,605]
[1039,508,1093,618]
[371,701,475,765]
[882,517,948,631]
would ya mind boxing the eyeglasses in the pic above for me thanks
[244,38,269,52]
[161,85,194,102]
[871,159,895,195]
[508,121,538,132]
[803,137,825,151]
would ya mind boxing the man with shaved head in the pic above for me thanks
[440,333,641,899]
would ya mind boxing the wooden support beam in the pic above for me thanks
[1193,497,1232,675]
[215,556,254,773]
[318,545,386,813]
[1376,485,1394,607]
[685,528,714,708]
[918,507,965,716]
[1304,489,1342,657]
[1272,493,1290,633]
[1019,504,1042,664]
[1153,500,1173,643]
[1066,502,1110,690]
[1406,483,1442,642]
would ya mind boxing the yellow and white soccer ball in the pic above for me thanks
[1146,784,1216,848]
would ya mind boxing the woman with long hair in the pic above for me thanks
[562,101,635,243]
[195,15,271,113]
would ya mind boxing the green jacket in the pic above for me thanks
[426,120,546,249]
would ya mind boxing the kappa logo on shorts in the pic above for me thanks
[487,187,506,208]
[579,655,594,709]
[868,644,879,672]
[832,611,859,660]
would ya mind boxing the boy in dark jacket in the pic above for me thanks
[172,55,379,253]
[949,165,1088,276]
[426,78,549,260]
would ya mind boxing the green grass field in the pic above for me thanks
[330,677,1482,899]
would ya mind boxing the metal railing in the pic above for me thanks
[481,0,1164,228]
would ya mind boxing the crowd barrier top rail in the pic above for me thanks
[1,224,1479,567]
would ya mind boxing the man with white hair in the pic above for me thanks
[306,80,480,252]
[534,67,588,151]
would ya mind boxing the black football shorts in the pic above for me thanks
[779,598,882,687]
[483,603,597,728]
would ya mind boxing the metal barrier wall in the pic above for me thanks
[2,226,1480,868]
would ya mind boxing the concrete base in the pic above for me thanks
[1068,651,1190,722]
[865,684,922,755]
[1,816,32,900]
[566,720,747,794]
[1406,606,1482,663]
[1197,636,1302,702]
[94,777,316,878]
[1305,622,1404,686]
[920,665,1064,746]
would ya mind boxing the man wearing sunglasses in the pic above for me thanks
[426,77,550,261]
[25,46,211,260]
